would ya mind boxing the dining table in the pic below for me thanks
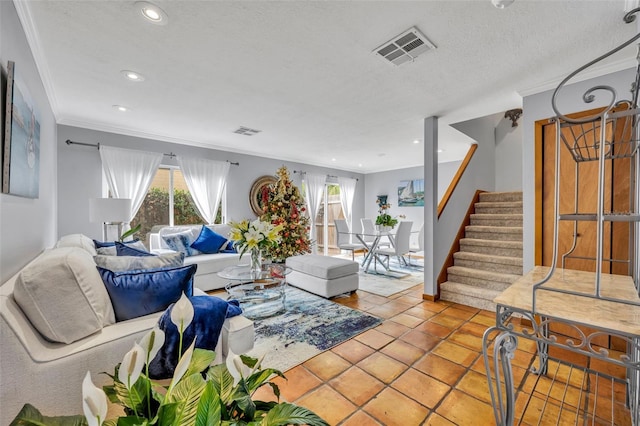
[351,229,396,273]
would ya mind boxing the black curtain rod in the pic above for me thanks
[65,139,240,166]
[293,169,359,181]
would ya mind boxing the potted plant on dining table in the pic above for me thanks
[375,200,403,231]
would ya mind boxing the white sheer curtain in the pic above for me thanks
[99,145,162,225]
[176,156,230,225]
[304,173,326,254]
[337,177,357,241]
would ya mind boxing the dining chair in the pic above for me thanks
[334,219,366,261]
[408,223,424,266]
[360,218,391,248]
[373,220,413,268]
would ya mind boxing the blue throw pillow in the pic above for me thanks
[190,225,227,254]
[148,296,242,379]
[115,241,154,257]
[93,238,140,249]
[98,264,196,322]
[219,240,237,254]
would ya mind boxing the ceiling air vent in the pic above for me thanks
[233,126,261,136]
[373,27,436,66]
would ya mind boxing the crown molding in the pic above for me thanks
[13,0,60,120]
[517,56,636,98]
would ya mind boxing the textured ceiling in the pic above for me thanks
[16,0,638,173]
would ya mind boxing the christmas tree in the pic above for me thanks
[260,166,312,261]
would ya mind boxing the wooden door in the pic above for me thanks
[539,108,632,275]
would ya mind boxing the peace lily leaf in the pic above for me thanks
[168,338,196,395]
[245,368,285,395]
[232,390,255,421]
[82,372,107,426]
[259,402,329,426]
[206,364,236,404]
[238,354,259,369]
[9,404,87,426]
[195,382,221,426]
[165,373,206,426]
[170,293,194,331]
[156,402,180,426]
[113,416,149,426]
[119,224,141,242]
[118,344,145,391]
[111,373,149,412]
[183,348,216,378]
[139,326,165,365]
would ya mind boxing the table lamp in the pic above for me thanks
[89,198,132,241]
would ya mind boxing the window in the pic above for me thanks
[131,166,224,244]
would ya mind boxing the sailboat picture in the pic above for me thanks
[398,179,424,207]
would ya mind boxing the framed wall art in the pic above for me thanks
[3,60,40,198]
[398,179,424,207]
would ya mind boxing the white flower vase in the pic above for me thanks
[250,248,263,279]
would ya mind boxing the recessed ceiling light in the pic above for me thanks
[358,163,363,167]
[491,0,515,9]
[136,1,168,25]
[113,105,130,112]
[413,139,420,144]
[331,158,337,162]
[120,70,145,82]
[437,149,444,153]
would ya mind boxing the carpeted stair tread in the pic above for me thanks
[460,238,523,257]
[465,226,523,241]
[440,282,501,311]
[447,265,521,283]
[479,191,523,203]
[453,252,523,275]
[474,201,523,215]
[470,213,523,226]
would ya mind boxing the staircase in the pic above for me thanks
[440,191,523,311]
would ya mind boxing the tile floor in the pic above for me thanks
[251,284,632,425]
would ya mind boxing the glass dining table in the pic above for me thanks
[350,229,396,273]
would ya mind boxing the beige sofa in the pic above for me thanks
[0,238,254,424]
[149,224,244,291]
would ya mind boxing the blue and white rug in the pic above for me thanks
[246,286,381,372]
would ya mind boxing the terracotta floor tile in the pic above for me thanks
[394,294,423,305]
[357,352,408,384]
[469,314,496,327]
[436,389,495,425]
[448,329,484,351]
[391,368,451,408]
[367,303,411,319]
[354,328,395,350]
[363,387,430,426]
[419,300,448,313]
[294,384,356,425]
[457,321,492,337]
[380,339,425,366]
[471,355,528,389]
[441,306,477,320]
[399,329,441,352]
[339,410,382,426]
[423,413,457,425]
[341,299,380,311]
[455,370,493,404]
[415,321,454,339]
[389,312,424,328]
[375,320,410,338]
[449,303,482,314]
[328,366,385,406]
[413,354,466,386]
[331,338,376,364]
[429,313,466,329]
[360,293,390,305]
[303,350,352,381]
[403,305,438,320]
[431,341,479,367]
[264,365,323,402]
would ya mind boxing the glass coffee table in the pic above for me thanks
[218,264,290,319]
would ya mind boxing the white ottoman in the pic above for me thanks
[285,255,359,298]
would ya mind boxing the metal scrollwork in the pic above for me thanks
[551,7,640,124]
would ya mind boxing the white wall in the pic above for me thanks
[495,115,523,191]
[521,67,635,273]
[57,125,365,241]
[0,1,57,283]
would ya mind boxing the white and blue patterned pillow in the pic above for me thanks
[162,231,201,257]
[96,240,148,256]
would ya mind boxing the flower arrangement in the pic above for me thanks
[228,218,283,258]
[375,199,404,228]
[12,294,328,426]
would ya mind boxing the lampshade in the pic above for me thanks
[89,198,132,223]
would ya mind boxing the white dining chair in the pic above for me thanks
[334,219,366,261]
[360,218,391,248]
[373,221,413,268]
[408,223,424,266]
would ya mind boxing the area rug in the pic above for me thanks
[245,286,381,372]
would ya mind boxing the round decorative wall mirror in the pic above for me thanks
[249,175,277,216]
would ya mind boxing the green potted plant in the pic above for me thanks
[10,294,328,426]
[375,200,403,231]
